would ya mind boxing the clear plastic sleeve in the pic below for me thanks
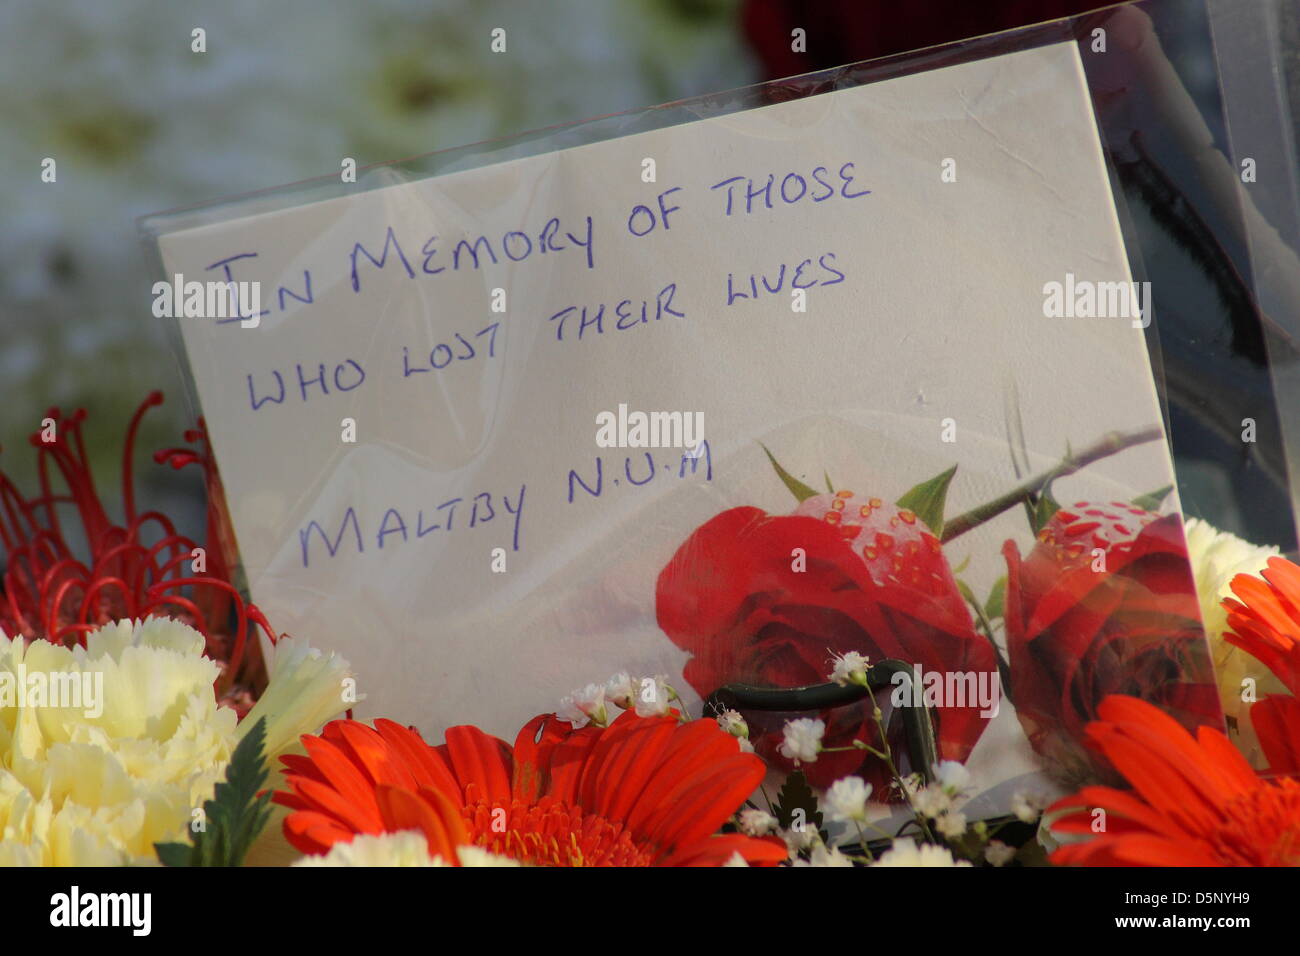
[140,0,1297,813]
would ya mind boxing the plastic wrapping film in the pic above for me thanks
[1205,0,1300,536]
[138,1,1299,821]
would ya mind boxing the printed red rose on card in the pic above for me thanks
[655,482,997,790]
[1002,502,1222,787]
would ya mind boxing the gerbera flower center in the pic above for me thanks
[1211,779,1300,866]
[462,797,657,867]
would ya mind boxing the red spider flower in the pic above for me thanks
[1222,556,1300,776]
[655,497,996,790]
[1049,695,1300,866]
[274,709,788,866]
[1002,506,1221,787]
[0,392,270,704]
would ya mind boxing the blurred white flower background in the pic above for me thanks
[0,0,755,534]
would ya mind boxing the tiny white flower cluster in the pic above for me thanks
[1010,789,1048,824]
[775,817,849,867]
[983,840,1016,867]
[900,760,974,839]
[557,682,608,729]
[716,708,754,752]
[792,844,855,867]
[734,794,850,866]
[871,838,971,868]
[769,756,1022,867]
[558,672,681,728]
[778,717,825,763]
[821,775,873,823]
[737,808,778,837]
[828,650,871,688]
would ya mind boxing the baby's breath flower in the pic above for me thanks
[737,808,778,837]
[717,708,749,738]
[896,772,924,796]
[870,837,972,867]
[779,718,825,763]
[932,760,972,795]
[935,811,968,839]
[909,783,953,819]
[781,825,819,857]
[558,683,608,728]
[604,672,635,710]
[794,844,854,867]
[829,650,870,687]
[821,775,872,823]
[1011,790,1045,824]
[634,674,673,718]
[984,840,1016,867]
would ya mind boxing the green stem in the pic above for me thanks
[870,707,937,844]
[941,425,1164,542]
[853,820,874,862]
[960,588,1011,700]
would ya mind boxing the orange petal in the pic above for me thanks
[301,732,384,817]
[291,775,384,835]
[445,725,512,805]
[373,718,462,799]
[282,810,358,856]
[643,756,766,852]
[660,833,788,867]
[374,784,467,863]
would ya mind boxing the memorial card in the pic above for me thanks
[152,41,1219,815]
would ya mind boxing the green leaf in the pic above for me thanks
[1029,486,1061,535]
[955,578,979,610]
[896,465,957,536]
[760,444,819,503]
[154,717,274,867]
[1131,484,1173,511]
[951,554,971,575]
[773,770,825,842]
[153,842,192,868]
[984,576,1006,621]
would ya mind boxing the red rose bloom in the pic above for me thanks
[1002,504,1221,787]
[655,493,996,788]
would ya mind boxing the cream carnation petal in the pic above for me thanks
[292,831,449,867]
[0,618,240,865]
[240,636,353,759]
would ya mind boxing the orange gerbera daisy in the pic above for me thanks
[273,709,787,867]
[1223,556,1300,775]
[1224,556,1300,694]
[1049,695,1300,866]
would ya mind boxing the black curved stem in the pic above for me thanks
[703,659,939,783]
